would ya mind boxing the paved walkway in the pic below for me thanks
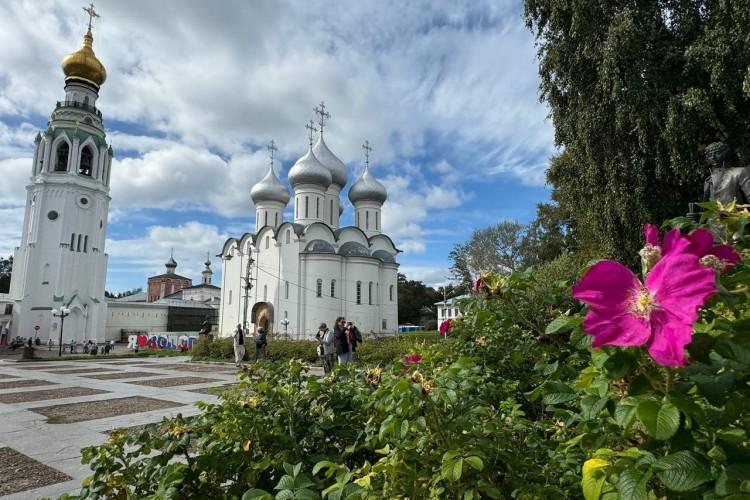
[0,357,250,499]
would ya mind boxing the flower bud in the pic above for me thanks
[638,244,661,276]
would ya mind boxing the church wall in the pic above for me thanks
[300,254,344,338]
[106,302,168,341]
[275,236,301,336]
[218,242,244,337]
[341,257,383,335]
[379,263,399,333]
[335,227,369,247]
[303,223,335,244]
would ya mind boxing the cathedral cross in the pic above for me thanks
[267,140,278,169]
[313,101,330,136]
[83,3,100,31]
[305,120,318,147]
[362,140,372,168]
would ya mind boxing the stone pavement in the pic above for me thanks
[0,357,247,499]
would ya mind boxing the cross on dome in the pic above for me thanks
[362,140,373,168]
[313,101,331,135]
[83,3,100,31]
[267,139,278,170]
[305,120,318,147]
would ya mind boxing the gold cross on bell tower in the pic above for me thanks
[362,140,373,168]
[83,3,100,31]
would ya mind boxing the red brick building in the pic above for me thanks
[147,254,192,302]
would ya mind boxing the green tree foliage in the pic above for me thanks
[0,256,12,294]
[524,0,750,261]
[396,273,441,325]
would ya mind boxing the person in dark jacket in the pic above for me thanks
[255,327,268,360]
[333,317,351,364]
[346,321,362,360]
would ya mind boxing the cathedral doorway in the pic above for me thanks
[250,302,273,335]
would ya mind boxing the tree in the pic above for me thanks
[397,273,442,325]
[449,221,528,286]
[0,256,12,294]
[521,201,578,266]
[524,0,750,262]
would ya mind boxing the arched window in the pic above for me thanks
[55,143,69,172]
[389,285,394,301]
[286,230,291,244]
[263,285,268,301]
[316,197,320,218]
[368,281,373,305]
[356,281,362,305]
[265,236,270,249]
[330,200,334,225]
[366,211,370,230]
[264,212,268,227]
[316,279,322,297]
[285,281,289,299]
[79,146,93,176]
[330,279,336,298]
[305,196,309,218]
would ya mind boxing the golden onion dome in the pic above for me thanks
[61,28,107,88]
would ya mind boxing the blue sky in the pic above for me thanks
[0,0,554,291]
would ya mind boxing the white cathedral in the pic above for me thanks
[8,20,111,343]
[218,114,399,339]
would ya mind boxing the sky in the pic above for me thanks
[0,0,554,292]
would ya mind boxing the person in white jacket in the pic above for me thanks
[317,323,335,374]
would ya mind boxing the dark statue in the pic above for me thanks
[704,142,750,205]
[198,316,213,340]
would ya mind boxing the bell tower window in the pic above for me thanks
[79,146,93,176]
[55,143,69,172]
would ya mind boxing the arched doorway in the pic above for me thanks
[250,302,273,335]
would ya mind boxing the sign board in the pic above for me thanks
[34,325,40,331]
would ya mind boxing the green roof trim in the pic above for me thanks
[30,306,53,311]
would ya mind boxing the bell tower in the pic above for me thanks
[9,4,112,343]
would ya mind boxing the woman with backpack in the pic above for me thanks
[317,323,335,373]
[255,327,268,360]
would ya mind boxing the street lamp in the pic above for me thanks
[51,307,71,357]
[280,318,289,339]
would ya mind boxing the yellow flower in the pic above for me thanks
[168,424,190,439]
[106,429,126,446]
[475,336,486,346]
[411,371,425,384]
[242,439,252,452]
[241,396,260,409]
[421,379,433,395]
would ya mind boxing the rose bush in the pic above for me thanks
[60,203,748,499]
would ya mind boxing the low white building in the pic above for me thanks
[434,294,470,322]
[105,301,168,341]
[219,112,399,339]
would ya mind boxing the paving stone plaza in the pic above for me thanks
[0,357,298,499]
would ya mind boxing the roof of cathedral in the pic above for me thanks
[61,28,107,88]
[148,273,191,281]
[303,239,336,254]
[288,148,332,189]
[313,136,348,187]
[338,241,371,257]
[251,165,290,205]
[372,249,396,263]
[348,166,387,204]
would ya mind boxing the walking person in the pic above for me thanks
[109,340,115,353]
[47,337,53,351]
[334,317,351,364]
[233,323,245,367]
[318,323,335,374]
[255,327,268,360]
[346,321,362,361]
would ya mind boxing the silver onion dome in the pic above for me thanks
[348,167,387,204]
[251,166,291,205]
[313,136,348,187]
[288,148,332,189]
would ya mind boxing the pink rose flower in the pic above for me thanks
[403,354,423,363]
[641,224,740,273]
[439,319,452,337]
[572,246,717,367]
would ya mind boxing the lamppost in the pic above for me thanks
[51,307,71,357]
[227,249,255,335]
[280,318,289,339]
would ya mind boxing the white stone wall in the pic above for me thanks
[105,302,169,341]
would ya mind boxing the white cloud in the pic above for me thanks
[0,206,24,257]
[399,265,454,288]
[105,221,227,286]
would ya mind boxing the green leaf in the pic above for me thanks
[614,398,638,429]
[580,395,609,420]
[582,458,609,500]
[715,464,750,496]
[716,428,746,444]
[602,351,638,379]
[616,468,648,500]
[465,456,484,471]
[637,399,680,440]
[242,489,273,500]
[542,381,577,405]
[400,419,409,438]
[546,315,578,335]
[654,451,711,492]
[274,475,295,491]
[452,458,464,481]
